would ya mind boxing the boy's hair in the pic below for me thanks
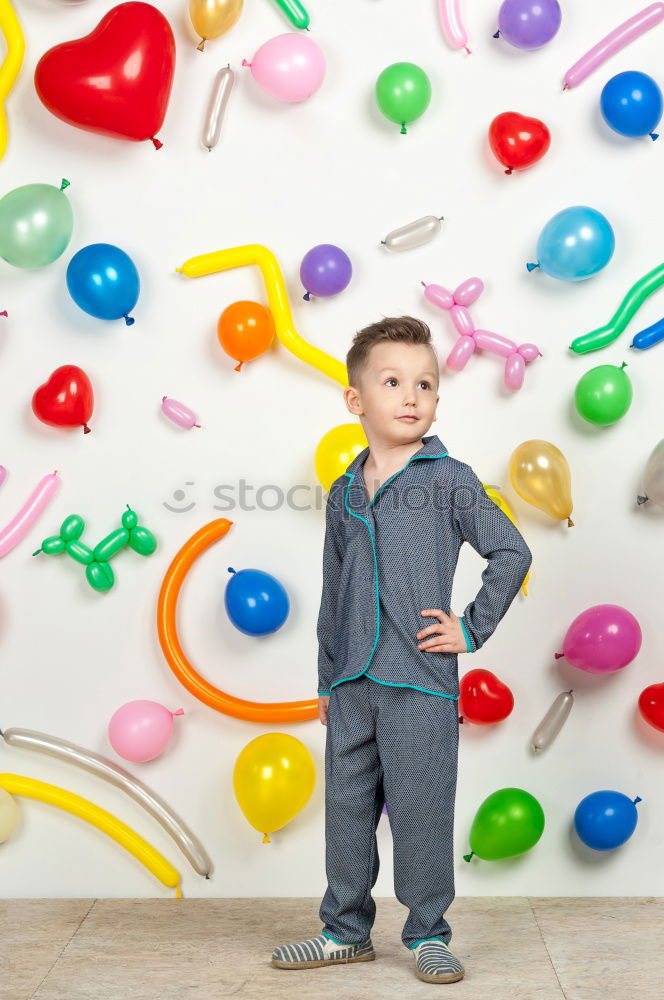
[346,315,439,389]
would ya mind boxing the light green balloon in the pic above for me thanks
[375,62,432,134]
[0,179,73,269]
[464,787,545,862]
[574,362,633,426]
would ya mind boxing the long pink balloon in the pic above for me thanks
[563,3,664,90]
[0,471,61,558]
[438,0,470,53]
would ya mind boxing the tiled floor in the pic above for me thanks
[1,897,661,999]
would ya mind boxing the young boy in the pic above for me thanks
[272,316,532,984]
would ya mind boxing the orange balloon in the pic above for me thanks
[217,300,275,371]
[157,519,318,723]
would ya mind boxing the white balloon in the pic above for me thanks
[531,690,574,752]
[638,438,664,507]
[381,215,444,252]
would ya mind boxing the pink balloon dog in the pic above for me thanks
[422,277,542,390]
[555,604,642,673]
[438,0,471,54]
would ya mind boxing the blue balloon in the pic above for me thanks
[224,566,290,636]
[600,71,663,140]
[631,316,664,350]
[574,790,642,851]
[66,243,139,325]
[527,206,615,281]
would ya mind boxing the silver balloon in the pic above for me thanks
[638,438,664,507]
[381,215,444,252]
[202,65,235,151]
[531,690,574,752]
[0,727,213,877]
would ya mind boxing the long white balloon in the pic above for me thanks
[202,65,235,151]
[530,690,574,752]
[0,726,213,877]
[638,438,664,507]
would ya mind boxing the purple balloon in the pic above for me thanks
[299,244,352,300]
[495,0,562,50]
[555,604,642,674]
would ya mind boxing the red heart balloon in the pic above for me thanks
[459,668,514,724]
[488,111,551,174]
[638,683,664,732]
[32,365,94,434]
[34,2,176,149]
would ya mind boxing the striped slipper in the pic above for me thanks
[411,938,465,983]
[272,932,375,969]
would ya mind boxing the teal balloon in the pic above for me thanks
[375,62,432,134]
[574,363,633,426]
[464,787,545,861]
[528,205,615,281]
[0,180,73,269]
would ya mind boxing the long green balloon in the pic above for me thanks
[570,263,664,354]
[270,0,309,30]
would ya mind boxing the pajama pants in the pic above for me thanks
[319,673,460,950]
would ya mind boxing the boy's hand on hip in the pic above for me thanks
[417,609,467,654]
[318,695,330,726]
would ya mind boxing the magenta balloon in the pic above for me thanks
[561,604,642,673]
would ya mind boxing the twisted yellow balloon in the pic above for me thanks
[0,0,24,161]
[176,245,348,386]
[0,773,182,896]
[483,484,531,596]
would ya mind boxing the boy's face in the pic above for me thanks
[344,341,439,443]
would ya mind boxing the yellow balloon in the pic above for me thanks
[315,423,368,493]
[0,786,19,842]
[0,773,182,895]
[176,245,348,387]
[189,0,243,51]
[0,0,25,161]
[233,734,316,844]
[508,440,574,527]
[483,484,531,596]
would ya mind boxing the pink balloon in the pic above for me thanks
[563,3,664,90]
[518,343,543,362]
[446,335,475,370]
[0,466,6,489]
[242,33,326,103]
[504,352,525,390]
[450,305,474,336]
[453,277,484,306]
[474,329,515,357]
[438,0,471,53]
[108,700,184,762]
[555,604,642,674]
[161,396,200,430]
[422,281,454,310]
[0,471,60,558]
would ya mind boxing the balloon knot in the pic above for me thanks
[650,132,659,141]
[492,30,500,38]
[60,178,71,191]
[173,708,185,717]
[32,548,42,557]
[505,167,513,175]
[637,495,649,505]
[0,310,7,317]
[620,361,628,369]
[83,424,91,434]
[124,315,135,326]
[634,796,643,804]
[465,46,471,55]
[526,262,539,272]
[400,123,407,134]
[554,652,564,660]
[463,851,474,862]
[234,361,243,371]
[303,291,311,300]
[262,833,271,844]
[241,59,250,67]
[150,136,163,150]
[227,567,236,574]
[197,39,206,52]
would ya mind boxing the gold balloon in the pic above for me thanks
[189,0,243,51]
[483,484,532,595]
[509,440,574,527]
[233,734,316,844]
[315,423,368,494]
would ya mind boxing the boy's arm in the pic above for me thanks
[451,465,532,653]
[316,486,344,695]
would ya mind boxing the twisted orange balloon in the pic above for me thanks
[0,0,24,161]
[157,519,319,722]
[176,245,348,387]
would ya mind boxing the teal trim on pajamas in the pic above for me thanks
[459,616,473,653]
[365,673,459,700]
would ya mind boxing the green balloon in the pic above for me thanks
[128,526,157,557]
[375,62,432,134]
[464,788,545,862]
[0,179,73,269]
[574,362,633,426]
[86,561,115,593]
[60,514,85,542]
[93,528,129,562]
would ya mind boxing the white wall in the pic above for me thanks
[1,0,663,899]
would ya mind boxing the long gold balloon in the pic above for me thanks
[509,440,574,527]
[189,0,243,52]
